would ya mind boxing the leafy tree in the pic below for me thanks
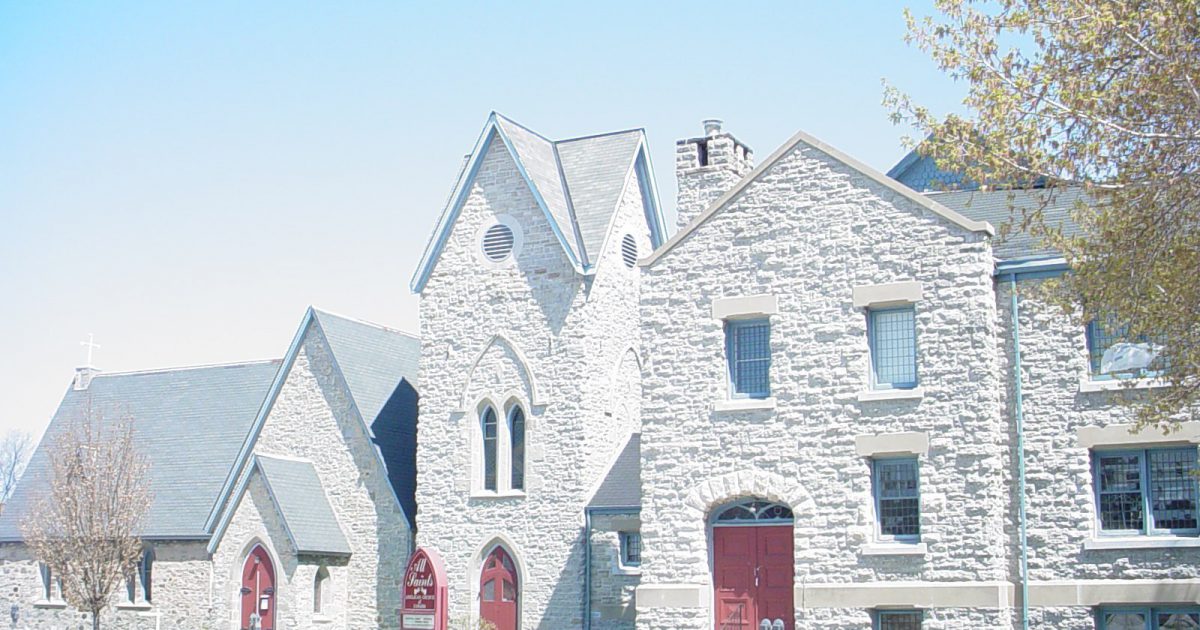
[21,398,151,630]
[886,0,1200,429]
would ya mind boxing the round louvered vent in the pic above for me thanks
[482,223,516,261]
[621,234,638,268]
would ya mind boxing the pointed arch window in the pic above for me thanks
[509,406,525,491]
[481,406,499,492]
[314,566,330,614]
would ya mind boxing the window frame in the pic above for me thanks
[313,565,330,614]
[508,404,526,492]
[618,531,641,568]
[1093,446,1200,537]
[480,405,499,493]
[867,305,919,391]
[875,609,923,630]
[724,318,771,400]
[872,456,921,544]
[1086,317,1166,382]
[1097,606,1200,630]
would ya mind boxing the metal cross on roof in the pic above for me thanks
[80,333,100,367]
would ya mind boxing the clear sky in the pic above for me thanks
[0,1,962,441]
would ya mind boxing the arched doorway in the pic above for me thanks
[479,546,518,630]
[241,545,276,630]
[711,499,794,630]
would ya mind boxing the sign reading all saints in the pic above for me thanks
[401,548,448,630]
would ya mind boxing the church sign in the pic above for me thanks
[401,547,448,630]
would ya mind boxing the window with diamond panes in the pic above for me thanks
[1099,607,1200,630]
[876,610,922,630]
[1086,315,1168,380]
[869,307,918,389]
[874,457,920,541]
[725,319,771,398]
[1095,447,1198,535]
[619,531,641,567]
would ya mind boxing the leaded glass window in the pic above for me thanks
[509,406,525,491]
[726,319,771,398]
[619,531,641,567]
[870,307,918,389]
[1087,315,1167,380]
[1099,607,1200,629]
[874,457,920,540]
[1095,447,1198,535]
[481,406,498,492]
[877,610,922,630]
[713,500,794,523]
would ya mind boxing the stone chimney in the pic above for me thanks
[73,366,98,390]
[675,119,754,229]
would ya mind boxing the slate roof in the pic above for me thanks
[929,186,1088,260]
[887,147,978,193]
[588,434,640,510]
[313,309,420,422]
[0,360,279,541]
[255,455,351,556]
[556,130,646,261]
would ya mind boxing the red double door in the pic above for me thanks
[713,526,794,630]
[479,547,518,630]
[241,545,276,630]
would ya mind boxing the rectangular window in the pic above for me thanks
[619,531,641,567]
[726,319,771,399]
[876,610,922,630]
[874,457,920,542]
[1099,607,1200,629]
[869,307,918,389]
[1094,447,1198,535]
[1087,316,1166,380]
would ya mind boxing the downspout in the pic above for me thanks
[583,509,593,630]
[1009,275,1030,630]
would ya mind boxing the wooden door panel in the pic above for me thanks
[755,526,794,630]
[480,548,518,630]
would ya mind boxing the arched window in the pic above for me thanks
[140,546,154,603]
[713,499,794,523]
[314,566,330,614]
[509,406,525,491]
[481,406,498,491]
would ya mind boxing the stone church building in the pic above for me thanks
[2,112,1198,630]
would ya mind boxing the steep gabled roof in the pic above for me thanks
[410,113,667,292]
[205,308,420,544]
[254,455,351,556]
[588,433,640,511]
[0,360,280,541]
[644,127,994,267]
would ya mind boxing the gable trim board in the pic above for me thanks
[204,307,416,539]
[409,112,668,293]
[642,127,995,267]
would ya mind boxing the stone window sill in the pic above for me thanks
[612,565,642,576]
[313,614,333,624]
[857,387,924,403]
[861,542,928,556]
[33,600,67,609]
[469,490,527,499]
[1084,537,1200,551]
[713,397,777,412]
[116,602,153,611]
[1079,377,1170,393]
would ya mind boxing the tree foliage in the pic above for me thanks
[886,0,1200,429]
[21,398,151,630]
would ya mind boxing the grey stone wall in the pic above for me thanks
[588,514,640,630]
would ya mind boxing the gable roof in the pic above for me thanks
[643,127,994,267]
[0,360,280,541]
[929,186,1087,260]
[410,113,667,292]
[254,455,351,556]
[205,307,420,544]
[887,141,979,193]
[588,433,640,511]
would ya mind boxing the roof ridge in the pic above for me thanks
[492,112,556,144]
[311,307,419,340]
[90,358,281,379]
[556,127,645,144]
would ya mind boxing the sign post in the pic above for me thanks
[401,548,448,630]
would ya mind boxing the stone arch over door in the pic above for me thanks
[685,469,815,520]
[470,535,526,630]
[238,540,279,630]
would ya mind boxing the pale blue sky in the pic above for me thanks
[0,1,961,439]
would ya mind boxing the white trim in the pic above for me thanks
[800,581,1012,609]
[1076,422,1200,449]
[852,281,924,308]
[711,295,778,320]
[1079,377,1171,393]
[1027,578,1200,606]
[634,584,708,609]
[1083,537,1200,550]
[712,397,777,412]
[861,542,928,556]
[857,387,925,403]
[855,432,929,457]
[643,127,993,266]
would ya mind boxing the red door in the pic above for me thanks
[479,547,518,630]
[713,526,794,630]
[241,545,276,630]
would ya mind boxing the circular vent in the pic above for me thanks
[621,234,638,268]
[482,223,516,262]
